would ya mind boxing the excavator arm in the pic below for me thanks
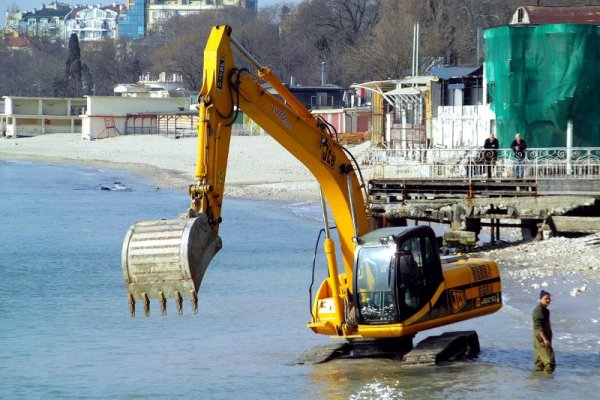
[122,26,369,328]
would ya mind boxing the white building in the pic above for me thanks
[146,0,257,30]
[114,72,191,98]
[65,4,124,42]
[15,2,71,43]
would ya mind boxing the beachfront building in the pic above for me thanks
[353,76,436,149]
[82,96,192,140]
[118,0,257,40]
[2,96,87,137]
[428,66,492,149]
[65,4,125,42]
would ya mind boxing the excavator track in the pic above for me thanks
[292,331,479,365]
[291,338,413,365]
[402,331,480,365]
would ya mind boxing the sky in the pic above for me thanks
[1,0,285,31]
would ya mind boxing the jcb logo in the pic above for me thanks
[217,55,226,90]
[320,141,336,169]
[450,290,466,313]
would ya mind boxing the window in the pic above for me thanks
[355,246,397,324]
[397,231,442,317]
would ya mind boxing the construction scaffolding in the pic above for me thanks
[485,24,600,147]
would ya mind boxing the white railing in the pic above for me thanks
[366,148,600,181]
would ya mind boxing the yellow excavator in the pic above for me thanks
[121,25,502,363]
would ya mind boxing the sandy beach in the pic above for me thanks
[0,133,371,203]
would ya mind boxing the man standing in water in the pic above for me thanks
[533,290,555,373]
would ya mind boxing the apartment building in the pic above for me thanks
[15,2,70,43]
[119,0,257,40]
[65,4,125,42]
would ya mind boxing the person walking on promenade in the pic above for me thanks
[511,133,527,178]
[483,133,499,178]
[533,290,555,374]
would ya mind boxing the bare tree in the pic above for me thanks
[147,9,255,91]
[81,40,146,95]
[296,0,381,45]
[278,0,381,86]
[344,0,412,82]
[236,6,282,67]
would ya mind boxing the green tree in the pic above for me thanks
[55,34,92,97]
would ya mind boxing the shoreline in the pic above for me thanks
[0,133,330,203]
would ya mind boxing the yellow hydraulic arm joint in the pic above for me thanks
[324,237,345,331]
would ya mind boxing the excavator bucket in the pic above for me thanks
[121,214,222,317]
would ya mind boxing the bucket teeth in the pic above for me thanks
[128,294,136,318]
[191,290,198,314]
[122,215,222,317]
[175,291,183,315]
[142,293,150,317]
[159,292,167,316]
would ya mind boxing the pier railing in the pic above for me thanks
[367,147,600,181]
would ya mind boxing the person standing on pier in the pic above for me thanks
[533,290,555,374]
[483,133,499,178]
[511,133,527,178]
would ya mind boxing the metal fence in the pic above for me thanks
[367,147,600,181]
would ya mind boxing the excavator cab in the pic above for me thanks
[354,226,443,325]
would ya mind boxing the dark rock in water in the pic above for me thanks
[98,182,131,191]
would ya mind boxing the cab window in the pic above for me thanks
[355,246,397,324]
[397,233,442,315]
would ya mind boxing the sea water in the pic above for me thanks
[1,160,599,400]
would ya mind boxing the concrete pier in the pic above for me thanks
[369,178,600,242]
